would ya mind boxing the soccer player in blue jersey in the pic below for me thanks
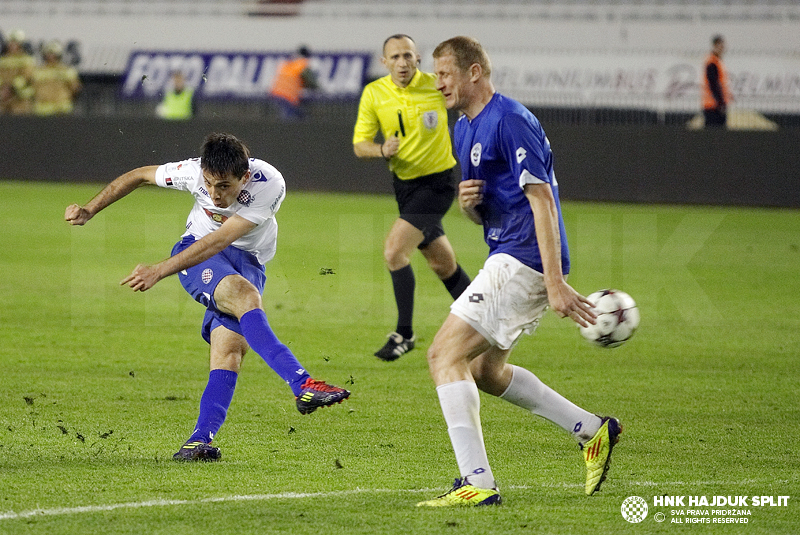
[65,133,350,461]
[416,37,621,507]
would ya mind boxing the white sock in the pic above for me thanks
[499,365,602,442]
[436,380,496,489]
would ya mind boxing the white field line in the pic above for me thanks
[0,480,788,521]
[0,489,401,521]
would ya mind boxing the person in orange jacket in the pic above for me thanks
[269,45,317,120]
[702,35,734,128]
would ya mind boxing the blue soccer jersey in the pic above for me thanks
[454,93,570,275]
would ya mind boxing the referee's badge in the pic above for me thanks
[422,110,438,129]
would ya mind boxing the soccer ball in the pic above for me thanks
[579,289,640,348]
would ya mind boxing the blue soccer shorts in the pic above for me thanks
[171,235,267,343]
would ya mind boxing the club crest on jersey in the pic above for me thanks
[201,268,214,285]
[422,110,438,129]
[237,189,254,207]
[470,143,482,167]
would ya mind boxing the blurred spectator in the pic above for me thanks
[702,35,733,128]
[269,45,318,120]
[0,29,35,114]
[156,70,195,120]
[31,40,82,116]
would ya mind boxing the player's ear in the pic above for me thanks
[469,63,482,82]
[241,170,251,184]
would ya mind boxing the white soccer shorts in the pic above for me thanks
[450,253,549,350]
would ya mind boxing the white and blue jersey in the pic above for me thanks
[454,93,570,275]
[154,157,286,266]
[154,157,286,343]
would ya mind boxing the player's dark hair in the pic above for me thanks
[433,36,492,78]
[200,133,250,179]
[712,35,724,46]
[383,34,415,55]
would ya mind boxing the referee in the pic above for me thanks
[353,34,471,362]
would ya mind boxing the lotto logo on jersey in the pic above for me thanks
[470,143,482,167]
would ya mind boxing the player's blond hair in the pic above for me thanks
[433,36,491,78]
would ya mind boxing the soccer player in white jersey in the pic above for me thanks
[416,37,622,506]
[65,133,350,461]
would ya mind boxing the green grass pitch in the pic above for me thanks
[0,180,798,534]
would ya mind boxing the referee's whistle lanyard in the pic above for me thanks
[396,110,406,137]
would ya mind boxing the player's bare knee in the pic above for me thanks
[211,351,243,373]
[426,342,443,370]
[384,246,409,271]
[210,328,248,372]
[426,341,458,376]
[215,275,262,318]
[236,288,262,316]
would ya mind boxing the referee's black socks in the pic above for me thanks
[443,264,471,300]
[390,265,415,340]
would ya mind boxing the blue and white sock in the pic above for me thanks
[239,308,310,396]
[436,380,496,489]
[189,369,238,443]
[499,365,602,442]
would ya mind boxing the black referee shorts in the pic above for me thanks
[392,168,456,249]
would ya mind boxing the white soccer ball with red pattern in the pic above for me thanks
[579,289,639,348]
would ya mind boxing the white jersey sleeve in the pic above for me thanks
[154,158,286,265]
[155,158,203,191]
[235,162,286,226]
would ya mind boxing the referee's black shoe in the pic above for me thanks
[374,332,416,361]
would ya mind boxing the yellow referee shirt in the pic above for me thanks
[353,70,456,180]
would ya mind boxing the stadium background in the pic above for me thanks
[1,4,798,532]
[1,0,799,207]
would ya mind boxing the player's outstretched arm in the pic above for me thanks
[65,166,159,226]
[524,183,596,327]
[121,214,257,292]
